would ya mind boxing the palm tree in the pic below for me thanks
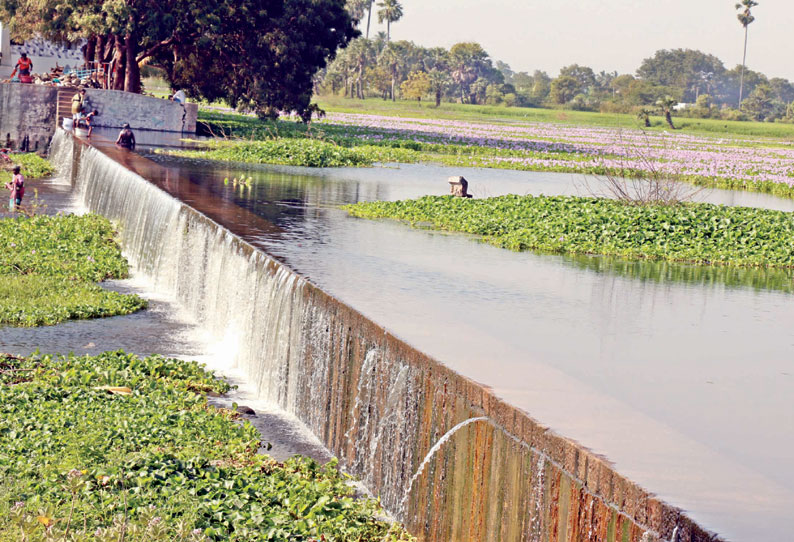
[736,0,759,105]
[377,0,403,43]
[365,0,374,38]
[656,96,678,130]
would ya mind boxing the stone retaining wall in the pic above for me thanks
[83,89,197,133]
[0,83,58,151]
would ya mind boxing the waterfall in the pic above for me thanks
[49,130,710,542]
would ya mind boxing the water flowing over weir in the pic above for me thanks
[52,130,719,542]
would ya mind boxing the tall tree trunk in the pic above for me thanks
[738,25,749,105]
[124,32,141,93]
[435,88,441,107]
[391,73,395,101]
[387,20,390,43]
[365,0,373,38]
[665,110,675,130]
[111,34,126,90]
[84,40,94,67]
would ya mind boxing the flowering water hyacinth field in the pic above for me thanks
[197,109,794,197]
[319,112,794,193]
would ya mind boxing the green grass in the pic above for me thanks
[0,214,146,327]
[345,195,794,268]
[0,153,55,184]
[0,351,413,542]
[316,96,794,141]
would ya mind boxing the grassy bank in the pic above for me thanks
[0,153,55,184]
[345,195,794,268]
[0,214,146,326]
[0,351,412,542]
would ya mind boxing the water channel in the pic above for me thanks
[5,132,793,540]
[137,153,794,542]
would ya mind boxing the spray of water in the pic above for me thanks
[399,416,488,513]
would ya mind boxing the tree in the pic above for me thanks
[558,64,596,95]
[715,65,766,104]
[636,107,654,127]
[736,0,759,104]
[161,0,358,120]
[530,70,551,102]
[636,49,725,102]
[768,77,794,105]
[448,42,501,104]
[345,0,369,26]
[428,69,450,107]
[550,75,579,104]
[400,70,431,101]
[741,83,784,121]
[1,0,357,118]
[377,0,403,42]
[656,95,678,129]
[346,38,375,99]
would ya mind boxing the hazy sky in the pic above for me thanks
[366,0,794,81]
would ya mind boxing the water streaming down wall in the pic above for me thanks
[52,130,720,542]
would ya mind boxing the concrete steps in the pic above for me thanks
[55,86,78,129]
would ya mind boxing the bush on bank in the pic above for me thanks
[0,214,146,326]
[345,195,794,268]
[0,351,413,542]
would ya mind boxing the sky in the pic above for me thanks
[366,0,794,81]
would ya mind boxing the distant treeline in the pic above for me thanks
[316,38,794,123]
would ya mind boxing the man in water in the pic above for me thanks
[10,53,32,82]
[115,123,135,150]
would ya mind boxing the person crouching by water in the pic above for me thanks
[115,123,136,150]
[5,166,25,212]
[77,109,99,137]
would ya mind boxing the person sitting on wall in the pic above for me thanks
[10,53,33,83]
[71,88,86,117]
[115,123,136,150]
[170,89,186,105]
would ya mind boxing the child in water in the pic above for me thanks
[5,166,25,212]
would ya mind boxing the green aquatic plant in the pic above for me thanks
[0,214,146,326]
[345,194,794,268]
[162,138,418,168]
[0,153,54,184]
[0,351,414,542]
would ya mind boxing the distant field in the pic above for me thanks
[316,96,794,141]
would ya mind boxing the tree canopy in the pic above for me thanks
[0,0,357,118]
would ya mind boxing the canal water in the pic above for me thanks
[134,154,794,542]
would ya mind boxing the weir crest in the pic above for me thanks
[51,130,720,542]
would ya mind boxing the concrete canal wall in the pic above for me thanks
[53,130,720,542]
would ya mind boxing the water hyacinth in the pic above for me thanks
[315,112,794,192]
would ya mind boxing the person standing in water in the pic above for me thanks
[5,165,25,212]
[115,123,136,150]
